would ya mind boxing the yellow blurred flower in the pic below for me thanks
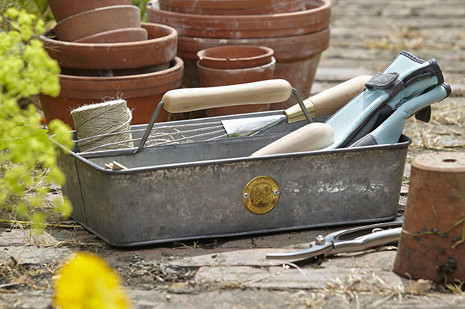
[53,252,131,309]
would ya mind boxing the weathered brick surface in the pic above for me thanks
[1,0,464,308]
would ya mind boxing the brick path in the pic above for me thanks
[1,1,464,308]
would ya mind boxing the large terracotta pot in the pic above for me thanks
[148,0,330,39]
[196,45,276,116]
[147,0,330,109]
[39,57,184,128]
[47,0,132,22]
[40,23,177,75]
[54,5,141,42]
[158,0,305,15]
[177,28,329,108]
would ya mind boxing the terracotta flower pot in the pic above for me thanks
[75,27,148,44]
[54,5,141,42]
[158,0,304,15]
[147,0,330,39]
[47,0,132,22]
[147,0,330,109]
[39,57,184,128]
[40,23,177,75]
[176,28,329,108]
[197,45,274,69]
[393,152,465,283]
[197,56,276,116]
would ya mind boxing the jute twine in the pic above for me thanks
[71,99,133,152]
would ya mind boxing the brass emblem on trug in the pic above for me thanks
[242,176,280,214]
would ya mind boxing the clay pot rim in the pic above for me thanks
[198,45,274,61]
[41,22,178,70]
[56,4,139,24]
[41,22,176,49]
[158,0,305,15]
[47,0,133,22]
[147,0,329,24]
[178,27,330,61]
[197,45,274,69]
[58,57,184,82]
[55,5,141,42]
[60,62,170,77]
[147,0,330,39]
[158,0,302,9]
[196,56,276,73]
[75,27,148,43]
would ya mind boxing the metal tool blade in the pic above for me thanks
[221,114,285,138]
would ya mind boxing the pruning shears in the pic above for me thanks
[266,219,403,262]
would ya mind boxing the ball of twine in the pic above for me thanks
[71,99,134,152]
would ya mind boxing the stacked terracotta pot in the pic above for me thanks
[147,0,331,110]
[197,45,276,116]
[39,0,184,127]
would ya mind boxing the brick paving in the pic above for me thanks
[1,0,464,308]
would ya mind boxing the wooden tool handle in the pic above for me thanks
[284,75,372,123]
[162,79,292,113]
[250,123,334,157]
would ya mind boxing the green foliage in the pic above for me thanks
[132,0,150,22]
[0,7,74,232]
[1,0,55,28]
[17,0,50,17]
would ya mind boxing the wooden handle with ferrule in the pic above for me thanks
[250,123,334,157]
[162,79,292,113]
[284,75,372,123]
